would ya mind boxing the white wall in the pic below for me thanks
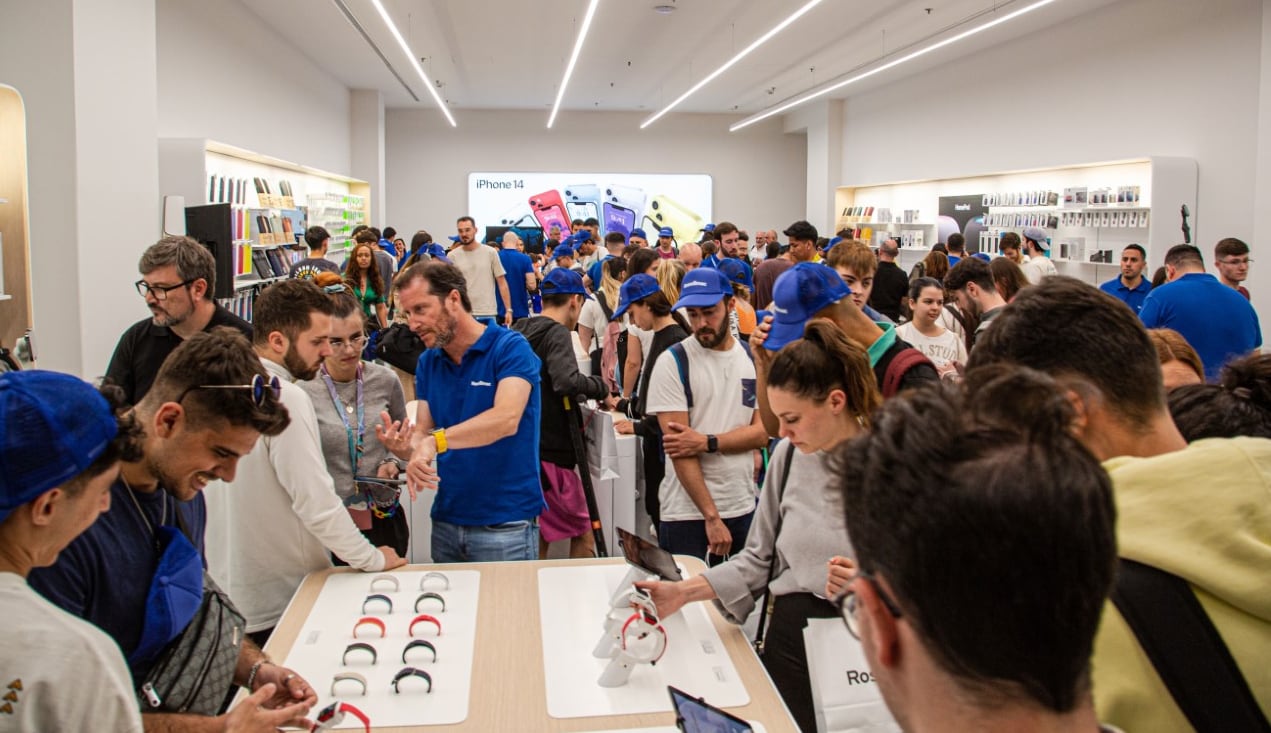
[156,0,352,176]
[835,0,1261,259]
[384,109,806,237]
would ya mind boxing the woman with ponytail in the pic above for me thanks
[634,320,880,733]
[1168,351,1271,440]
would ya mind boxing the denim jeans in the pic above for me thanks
[431,518,539,563]
[658,511,754,567]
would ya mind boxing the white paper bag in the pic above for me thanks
[803,618,902,733]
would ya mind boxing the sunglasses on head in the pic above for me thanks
[174,373,282,407]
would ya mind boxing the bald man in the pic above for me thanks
[679,242,703,271]
[498,231,537,324]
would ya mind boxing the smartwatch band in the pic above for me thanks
[402,638,438,664]
[342,642,377,666]
[330,671,368,697]
[415,591,446,613]
[620,611,668,664]
[368,574,400,592]
[409,614,443,637]
[432,427,448,454]
[420,571,450,591]
[361,593,393,615]
[352,616,386,639]
[392,666,433,693]
[312,701,371,733]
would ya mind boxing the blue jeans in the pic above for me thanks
[659,511,754,567]
[431,518,538,563]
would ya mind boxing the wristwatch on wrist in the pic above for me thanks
[706,434,719,453]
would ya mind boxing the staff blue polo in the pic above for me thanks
[415,322,545,525]
[1099,276,1152,314]
[1139,272,1262,382]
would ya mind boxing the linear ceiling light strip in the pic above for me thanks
[730,0,1057,131]
[369,0,457,127]
[330,0,420,102]
[548,0,602,129]
[641,0,825,129]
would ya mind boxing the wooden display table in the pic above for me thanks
[267,556,798,732]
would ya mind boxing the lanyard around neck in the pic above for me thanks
[321,362,365,474]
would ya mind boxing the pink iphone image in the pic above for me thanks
[529,190,571,235]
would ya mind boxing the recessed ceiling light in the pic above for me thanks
[653,4,676,14]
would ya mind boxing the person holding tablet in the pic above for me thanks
[636,320,880,732]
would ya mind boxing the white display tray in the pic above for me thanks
[577,726,767,733]
[279,569,480,728]
[539,564,750,719]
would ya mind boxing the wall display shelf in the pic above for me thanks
[835,157,1197,285]
[307,192,367,249]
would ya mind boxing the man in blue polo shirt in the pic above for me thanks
[496,231,536,325]
[1139,244,1261,381]
[396,261,544,562]
[1099,243,1152,314]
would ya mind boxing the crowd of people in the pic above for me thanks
[0,213,1266,733]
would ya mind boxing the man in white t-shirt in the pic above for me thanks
[447,216,513,324]
[1020,226,1057,284]
[645,268,768,564]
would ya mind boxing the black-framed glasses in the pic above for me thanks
[135,278,196,300]
[174,374,282,407]
[831,570,904,640]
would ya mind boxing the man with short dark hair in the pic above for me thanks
[291,225,342,280]
[31,329,316,730]
[783,220,819,264]
[449,216,514,325]
[1140,244,1261,380]
[645,269,768,563]
[1020,226,1057,284]
[968,276,1271,732]
[753,240,793,311]
[398,262,544,562]
[203,279,404,644]
[868,238,908,322]
[1214,236,1253,298]
[1098,243,1152,313]
[945,232,966,266]
[106,236,252,404]
[513,269,612,559]
[945,256,1008,341]
[999,231,1026,266]
[588,231,627,290]
[836,377,1119,733]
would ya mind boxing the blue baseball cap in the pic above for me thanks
[0,371,118,523]
[630,228,647,240]
[553,245,576,260]
[612,274,661,320]
[447,235,461,243]
[541,268,592,299]
[764,263,851,351]
[823,236,843,252]
[571,230,592,244]
[717,258,754,292]
[674,268,733,310]
[972,252,992,262]
[658,227,674,238]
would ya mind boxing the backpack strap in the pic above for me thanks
[668,341,693,410]
[881,347,932,398]
[1111,559,1271,733]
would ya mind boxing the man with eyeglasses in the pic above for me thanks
[203,279,406,648]
[1214,236,1253,299]
[1139,244,1262,381]
[31,328,321,730]
[106,236,252,405]
[831,377,1120,733]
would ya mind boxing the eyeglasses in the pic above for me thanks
[329,335,368,352]
[135,278,196,300]
[831,570,904,640]
[174,374,282,407]
[1219,257,1253,266]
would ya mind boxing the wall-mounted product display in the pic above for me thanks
[307,192,366,249]
[468,172,712,244]
[835,157,1197,285]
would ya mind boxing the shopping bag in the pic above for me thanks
[803,617,901,733]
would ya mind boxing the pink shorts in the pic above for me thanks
[539,462,592,543]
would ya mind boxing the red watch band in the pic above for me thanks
[313,701,371,732]
[409,613,442,637]
[352,616,386,638]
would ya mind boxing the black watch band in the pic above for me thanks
[706,434,719,453]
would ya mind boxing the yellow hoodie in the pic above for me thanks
[1096,437,1271,731]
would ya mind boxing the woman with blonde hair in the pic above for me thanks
[656,257,686,306]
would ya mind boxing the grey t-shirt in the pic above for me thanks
[299,361,408,503]
[700,439,853,624]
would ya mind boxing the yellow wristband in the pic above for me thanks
[432,428,448,455]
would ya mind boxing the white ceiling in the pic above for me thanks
[240,0,1115,123]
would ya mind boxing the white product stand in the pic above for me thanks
[576,726,768,733]
[279,569,480,729]
[539,563,750,719]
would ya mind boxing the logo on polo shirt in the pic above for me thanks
[470,380,492,387]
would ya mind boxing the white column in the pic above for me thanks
[1251,0,1271,324]
[350,89,387,226]
[0,0,159,377]
[783,99,843,236]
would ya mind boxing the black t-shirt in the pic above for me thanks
[869,261,910,322]
[289,256,341,280]
[874,338,939,395]
[105,304,253,404]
